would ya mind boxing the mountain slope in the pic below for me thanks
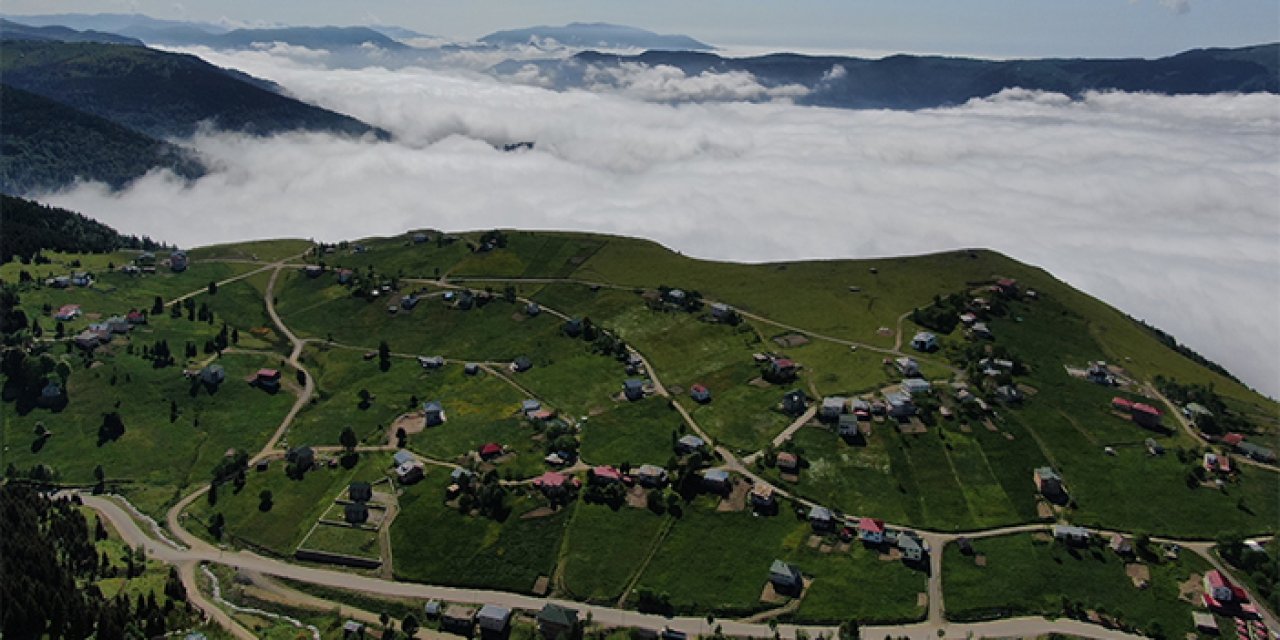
[0,17,143,44]
[0,194,163,263]
[0,40,387,139]
[531,43,1279,108]
[0,83,203,194]
[481,22,712,50]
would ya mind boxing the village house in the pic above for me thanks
[511,356,533,373]
[1130,402,1163,429]
[343,501,369,525]
[768,357,798,381]
[702,469,731,493]
[38,380,65,408]
[689,384,712,403]
[995,278,1018,297]
[1052,524,1090,545]
[776,452,800,474]
[782,389,807,416]
[676,434,706,454]
[820,396,847,422]
[49,276,71,289]
[450,468,474,485]
[418,355,445,369]
[521,398,542,416]
[710,302,736,323]
[1222,433,1246,447]
[400,294,420,310]
[837,414,861,438]
[536,604,579,640]
[623,379,645,401]
[636,464,668,487]
[53,304,81,321]
[858,518,886,544]
[533,471,579,498]
[769,559,804,595]
[897,533,926,562]
[664,289,687,305]
[1034,466,1067,502]
[1238,442,1277,463]
[464,363,480,375]
[395,460,424,484]
[304,265,324,278]
[591,465,623,485]
[287,446,315,470]
[1087,362,1114,385]
[809,505,835,531]
[412,232,429,244]
[70,272,93,287]
[336,269,354,284]
[563,317,584,337]
[970,322,993,340]
[886,392,915,419]
[348,481,373,503]
[105,316,131,334]
[74,329,101,350]
[901,379,932,397]
[1202,570,1250,612]
[1109,533,1134,556]
[995,385,1023,405]
[525,302,541,316]
[200,364,226,387]
[911,331,939,352]
[477,605,512,639]
[1203,452,1231,475]
[1145,438,1165,456]
[393,450,416,467]
[750,483,776,511]
[423,401,446,426]
[342,620,365,638]
[959,312,977,325]
[455,291,475,310]
[126,310,147,325]
[894,357,921,377]
[479,442,503,459]
[170,251,188,272]
[253,369,282,392]
[441,605,477,635]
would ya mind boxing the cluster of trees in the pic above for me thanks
[1,347,71,412]
[474,229,509,250]
[1154,376,1252,435]
[1138,319,1238,382]
[0,196,167,264]
[653,285,704,313]
[454,470,508,520]
[1218,534,1279,614]
[0,486,194,639]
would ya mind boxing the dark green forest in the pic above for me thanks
[0,84,205,194]
[0,195,165,263]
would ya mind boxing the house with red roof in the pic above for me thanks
[1111,397,1133,412]
[126,310,147,325]
[1222,433,1246,447]
[479,443,503,459]
[253,368,282,391]
[1202,570,1249,611]
[857,518,886,544]
[591,465,623,484]
[53,304,82,321]
[995,278,1018,297]
[690,384,711,404]
[533,471,580,497]
[1130,403,1163,429]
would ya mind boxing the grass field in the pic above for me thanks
[633,499,926,622]
[943,533,1211,637]
[560,503,671,602]
[579,397,684,466]
[187,239,312,262]
[185,454,390,555]
[390,473,570,593]
[300,522,381,560]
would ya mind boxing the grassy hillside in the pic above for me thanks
[0,84,203,194]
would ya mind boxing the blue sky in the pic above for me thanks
[5,0,1278,57]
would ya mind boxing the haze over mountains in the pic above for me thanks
[1,13,1278,396]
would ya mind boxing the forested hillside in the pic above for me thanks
[0,195,164,263]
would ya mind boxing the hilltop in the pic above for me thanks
[2,216,1276,637]
[480,22,713,51]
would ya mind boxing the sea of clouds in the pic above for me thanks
[38,46,1280,396]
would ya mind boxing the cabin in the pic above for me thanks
[170,251,188,272]
[511,356,533,373]
[200,364,226,386]
[287,446,315,470]
[901,379,932,397]
[710,303,736,323]
[342,620,365,638]
[702,469,731,493]
[676,434,706,454]
[768,358,798,381]
[886,392,915,419]
[53,304,81,321]
[690,384,712,404]
[808,506,834,531]
[74,329,101,350]
[898,533,925,562]
[623,379,645,401]
[337,269,354,284]
[343,502,369,524]
[911,331,938,352]
[537,604,579,639]
[894,357,921,377]
[837,414,861,438]
[412,232,429,244]
[1033,467,1067,501]
[775,452,800,474]
[423,401,446,426]
[521,398,542,415]
[395,461,424,484]
[664,289,687,305]
[636,464,668,487]
[525,302,541,316]
[105,316,131,334]
[533,471,578,497]
[1109,533,1134,556]
[479,442,503,459]
[591,466,623,485]
[995,385,1023,405]
[464,363,480,375]
[477,604,511,639]
[970,322,993,340]
[1130,403,1163,429]
[750,483,776,510]
[769,559,803,595]
[1202,570,1246,609]
[441,605,477,635]
[995,278,1018,297]
[254,369,282,392]
[782,389,807,416]
[562,318,584,337]
[1239,442,1277,463]
[400,294,420,310]
[858,518,886,544]
[418,355,445,369]
[304,265,324,278]
[70,272,92,287]
[38,380,64,407]
[126,310,147,325]
[1052,525,1090,545]
[348,481,373,503]
[820,396,847,422]
[850,398,871,419]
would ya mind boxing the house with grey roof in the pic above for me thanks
[901,379,932,396]
[782,389,807,416]
[1053,525,1090,545]
[897,533,926,562]
[623,379,645,401]
[676,434,705,454]
[809,505,834,531]
[702,469,730,493]
[477,604,512,638]
[344,502,369,524]
[911,331,938,352]
[537,603,579,639]
[820,396,847,422]
[635,464,668,487]
[423,401,445,426]
[769,559,803,595]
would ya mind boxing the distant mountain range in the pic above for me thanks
[0,23,388,194]
[503,44,1280,109]
[479,22,711,51]
[0,18,142,45]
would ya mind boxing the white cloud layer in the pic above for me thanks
[36,49,1280,396]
